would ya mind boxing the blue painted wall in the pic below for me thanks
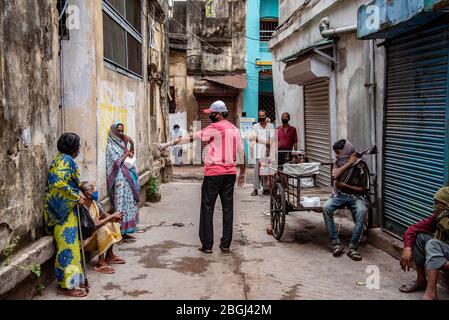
[243,0,279,119]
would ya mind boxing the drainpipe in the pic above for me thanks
[364,40,378,171]
[319,17,357,38]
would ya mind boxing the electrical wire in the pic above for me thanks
[170,16,260,67]
[186,0,261,41]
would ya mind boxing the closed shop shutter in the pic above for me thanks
[304,80,332,186]
[197,97,237,159]
[383,17,449,235]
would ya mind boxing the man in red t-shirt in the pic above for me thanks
[399,186,449,300]
[277,112,298,165]
[158,101,245,254]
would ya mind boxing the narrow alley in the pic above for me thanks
[37,173,449,300]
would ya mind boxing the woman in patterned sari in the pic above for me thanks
[106,123,140,240]
[80,181,125,274]
[44,133,88,298]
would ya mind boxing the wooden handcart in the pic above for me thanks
[269,162,377,240]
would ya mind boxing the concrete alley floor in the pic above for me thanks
[37,179,449,300]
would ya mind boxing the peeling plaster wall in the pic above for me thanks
[171,0,246,133]
[271,0,381,151]
[97,70,145,198]
[61,0,169,201]
[0,0,59,255]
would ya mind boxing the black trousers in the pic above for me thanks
[199,174,236,250]
[278,151,291,166]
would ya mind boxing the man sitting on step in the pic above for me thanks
[399,186,449,300]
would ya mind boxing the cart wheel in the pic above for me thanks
[270,182,287,240]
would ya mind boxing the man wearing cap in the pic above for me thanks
[399,186,449,300]
[157,100,246,254]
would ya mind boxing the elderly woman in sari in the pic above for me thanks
[106,123,140,240]
[79,182,125,274]
[44,133,87,297]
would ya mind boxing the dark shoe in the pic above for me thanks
[347,248,362,261]
[251,190,258,196]
[198,247,212,254]
[262,190,270,196]
[219,244,231,254]
[331,244,345,257]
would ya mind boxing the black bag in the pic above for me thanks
[77,205,95,239]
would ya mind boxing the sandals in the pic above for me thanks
[347,248,363,261]
[57,287,88,298]
[332,245,345,257]
[94,265,115,274]
[399,280,427,293]
[106,256,126,265]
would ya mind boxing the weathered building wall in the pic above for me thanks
[169,0,246,137]
[270,0,385,151]
[62,0,99,185]
[169,50,188,132]
[97,71,146,198]
[270,0,386,224]
[0,0,171,297]
[61,0,169,201]
[0,0,59,257]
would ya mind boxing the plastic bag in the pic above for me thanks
[124,156,136,169]
[300,196,321,208]
[283,162,320,175]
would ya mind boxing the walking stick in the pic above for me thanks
[76,205,89,293]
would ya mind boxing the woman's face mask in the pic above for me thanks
[91,191,99,202]
[87,189,99,201]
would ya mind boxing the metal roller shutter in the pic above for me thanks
[383,17,449,235]
[304,80,332,186]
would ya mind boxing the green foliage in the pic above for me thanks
[2,236,42,279]
[31,264,42,278]
[36,283,46,296]
[145,175,160,200]
[205,0,213,18]
[2,236,20,265]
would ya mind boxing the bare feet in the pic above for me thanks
[105,255,126,265]
[422,294,439,300]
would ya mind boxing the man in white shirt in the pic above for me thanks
[248,110,274,196]
[170,124,183,166]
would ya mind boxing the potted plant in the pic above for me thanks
[145,175,161,202]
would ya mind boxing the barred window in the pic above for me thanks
[103,0,143,77]
[260,19,278,51]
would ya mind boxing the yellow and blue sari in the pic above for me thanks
[44,152,84,289]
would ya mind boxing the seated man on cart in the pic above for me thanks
[322,139,369,261]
